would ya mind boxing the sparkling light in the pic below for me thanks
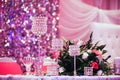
[5,0,7,2]
[38,4,41,7]
[52,12,56,16]
[24,7,28,12]
[0,0,59,60]
[54,28,57,31]
[11,24,15,27]
[41,7,46,11]
[5,43,10,47]
[32,9,36,13]
[21,39,25,44]
[6,19,10,24]
[23,20,28,25]
[56,17,59,20]
[21,0,24,2]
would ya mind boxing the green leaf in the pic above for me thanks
[90,32,93,39]
[102,50,107,54]
[61,36,68,42]
[67,40,74,45]
[86,32,93,49]
[92,41,99,49]
[96,45,106,50]
[77,67,82,71]
[77,57,84,63]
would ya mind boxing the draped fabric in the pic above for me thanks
[58,0,120,42]
[82,0,120,10]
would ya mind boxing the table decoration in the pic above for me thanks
[33,57,43,76]
[114,57,120,75]
[51,38,63,76]
[69,45,80,76]
[31,16,47,36]
[84,67,93,76]
[31,15,48,76]
[23,55,34,75]
[43,56,58,76]
[58,32,112,76]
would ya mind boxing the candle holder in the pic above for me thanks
[31,16,47,36]
[52,38,63,76]
[31,15,48,76]
[114,57,120,75]
[69,45,80,76]
[84,67,93,76]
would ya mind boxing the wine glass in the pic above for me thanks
[23,55,33,75]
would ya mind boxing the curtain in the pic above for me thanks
[82,0,120,10]
[58,0,120,42]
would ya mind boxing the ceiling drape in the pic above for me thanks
[58,0,120,42]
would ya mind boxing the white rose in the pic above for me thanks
[77,39,83,47]
[87,49,92,53]
[97,70,104,76]
[82,52,89,60]
[59,67,64,73]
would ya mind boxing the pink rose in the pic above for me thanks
[91,62,99,69]
[93,49,102,58]
[52,50,60,59]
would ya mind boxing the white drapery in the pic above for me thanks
[58,0,120,42]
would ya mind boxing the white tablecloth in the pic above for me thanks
[0,75,120,80]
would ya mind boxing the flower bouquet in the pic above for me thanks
[58,32,112,76]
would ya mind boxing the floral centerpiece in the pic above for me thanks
[58,32,112,76]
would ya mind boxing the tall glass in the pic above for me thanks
[34,57,42,76]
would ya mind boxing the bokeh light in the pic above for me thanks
[0,0,59,58]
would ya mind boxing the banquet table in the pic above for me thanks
[0,75,120,80]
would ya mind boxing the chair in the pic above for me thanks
[91,22,120,63]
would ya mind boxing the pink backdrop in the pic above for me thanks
[82,0,120,10]
[58,0,120,42]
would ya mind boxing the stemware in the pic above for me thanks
[23,55,33,75]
